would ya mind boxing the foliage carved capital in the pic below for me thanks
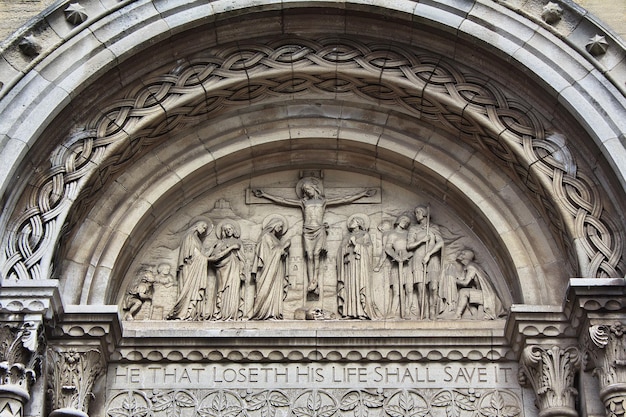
[47,347,104,414]
[518,345,580,417]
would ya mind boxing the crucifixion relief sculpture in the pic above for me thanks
[253,177,376,295]
[122,174,507,321]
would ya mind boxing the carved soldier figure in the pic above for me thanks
[254,177,375,295]
[407,205,443,320]
[375,215,413,319]
[454,249,505,319]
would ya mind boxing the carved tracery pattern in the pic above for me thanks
[2,36,623,281]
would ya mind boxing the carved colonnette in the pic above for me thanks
[566,278,626,417]
[0,281,120,417]
[506,306,581,417]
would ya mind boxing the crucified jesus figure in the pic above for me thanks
[254,177,376,294]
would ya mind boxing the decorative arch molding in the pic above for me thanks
[0,0,624,292]
[1,32,624,288]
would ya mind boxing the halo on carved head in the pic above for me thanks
[262,214,288,233]
[216,219,241,239]
[296,177,324,198]
[347,213,370,231]
[189,217,213,236]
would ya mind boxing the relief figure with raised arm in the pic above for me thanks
[253,177,375,295]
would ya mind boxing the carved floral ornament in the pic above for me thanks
[0,36,623,284]
[47,348,104,414]
[518,345,580,416]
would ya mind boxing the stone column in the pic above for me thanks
[586,322,626,417]
[0,321,41,417]
[519,344,581,417]
[47,347,104,417]
[565,278,626,417]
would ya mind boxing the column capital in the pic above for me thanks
[519,344,581,417]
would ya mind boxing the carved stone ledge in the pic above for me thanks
[565,278,626,329]
[504,304,576,356]
[48,305,121,359]
[114,319,514,362]
[0,280,61,316]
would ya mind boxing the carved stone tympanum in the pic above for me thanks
[118,171,509,322]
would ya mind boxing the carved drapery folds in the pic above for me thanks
[586,323,626,417]
[519,345,580,417]
[0,322,41,417]
[47,348,104,417]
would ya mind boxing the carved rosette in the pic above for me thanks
[519,345,580,417]
[586,323,626,417]
[47,348,104,417]
[0,322,41,417]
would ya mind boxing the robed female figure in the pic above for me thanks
[251,215,291,320]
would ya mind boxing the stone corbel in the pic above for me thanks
[519,344,581,417]
[47,347,104,417]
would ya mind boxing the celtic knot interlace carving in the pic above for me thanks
[2,36,622,281]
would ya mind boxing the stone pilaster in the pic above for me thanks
[519,344,581,417]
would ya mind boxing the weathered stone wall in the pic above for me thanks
[1,0,625,42]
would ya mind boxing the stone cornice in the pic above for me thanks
[112,320,514,363]
[48,305,122,361]
[504,304,578,357]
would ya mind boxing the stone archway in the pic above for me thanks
[1,2,625,417]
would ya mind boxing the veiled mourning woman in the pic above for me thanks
[167,220,213,320]
[251,215,291,320]
[337,213,380,319]
[208,220,246,320]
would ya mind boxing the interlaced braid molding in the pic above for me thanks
[2,37,622,280]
